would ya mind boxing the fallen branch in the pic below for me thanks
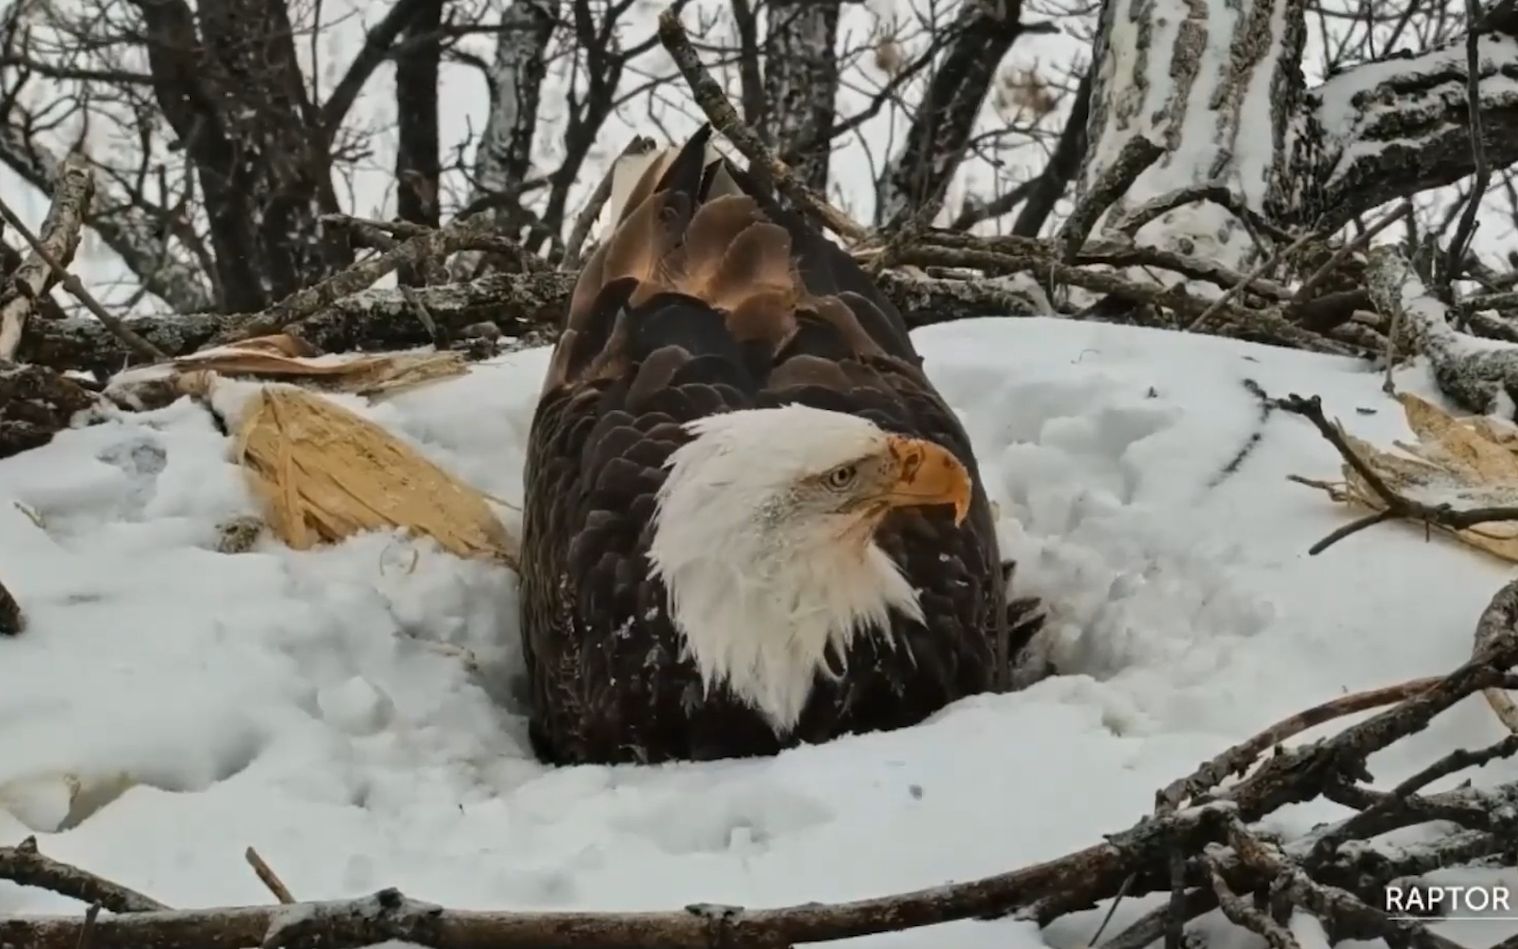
[0,837,165,913]
[0,153,93,362]
[1367,246,1518,415]
[21,272,578,376]
[22,267,1056,377]
[211,217,505,346]
[0,803,1238,949]
[0,361,98,459]
[1155,674,1443,812]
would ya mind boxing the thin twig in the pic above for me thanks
[1277,393,1518,552]
[1440,0,1491,294]
[1188,229,1320,332]
[1293,201,1412,305]
[656,7,869,244]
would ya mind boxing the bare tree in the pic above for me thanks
[0,0,1514,423]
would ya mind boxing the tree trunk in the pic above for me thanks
[454,0,557,276]
[762,0,843,192]
[874,1,1031,228]
[470,0,557,206]
[131,0,351,311]
[395,0,445,287]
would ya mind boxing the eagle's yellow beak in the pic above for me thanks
[880,435,972,526]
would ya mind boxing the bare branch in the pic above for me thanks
[0,151,92,361]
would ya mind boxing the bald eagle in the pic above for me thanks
[518,127,1041,765]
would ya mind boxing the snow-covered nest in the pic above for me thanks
[3,317,1516,949]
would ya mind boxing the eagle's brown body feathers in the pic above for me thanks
[518,128,1035,765]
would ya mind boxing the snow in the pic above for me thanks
[5,317,1518,948]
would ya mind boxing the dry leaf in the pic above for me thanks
[1294,392,1518,736]
[1294,392,1518,563]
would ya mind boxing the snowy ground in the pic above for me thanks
[3,317,1517,949]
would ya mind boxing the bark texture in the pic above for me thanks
[1293,11,1518,231]
[470,1,558,207]
[1079,0,1518,267]
[0,152,93,361]
[875,0,1032,227]
[762,0,843,191]
[1080,0,1308,263]
[129,0,351,311]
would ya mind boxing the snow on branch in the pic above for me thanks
[1367,244,1518,414]
[1301,0,1518,230]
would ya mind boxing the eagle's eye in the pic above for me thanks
[823,464,858,490]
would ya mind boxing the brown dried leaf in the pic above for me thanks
[1295,395,1518,563]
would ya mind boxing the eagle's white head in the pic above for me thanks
[646,403,973,735]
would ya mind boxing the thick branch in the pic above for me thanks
[323,0,441,130]
[1299,3,1518,230]
[875,4,1028,228]
[21,265,1055,375]
[1368,245,1518,414]
[0,838,166,912]
[0,152,92,361]
[0,806,1238,949]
